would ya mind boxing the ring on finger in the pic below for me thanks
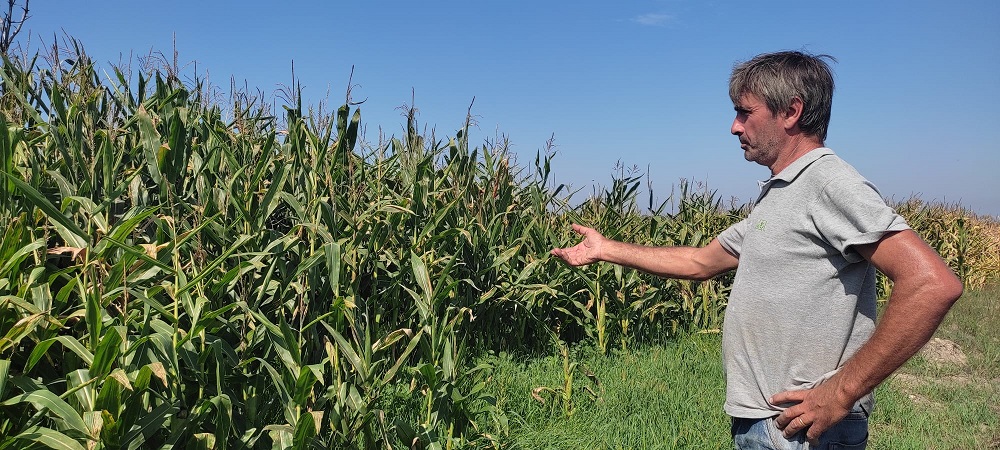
[794,417,805,428]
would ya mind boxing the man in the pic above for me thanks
[550,51,963,449]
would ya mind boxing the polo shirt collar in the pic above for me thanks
[756,147,833,200]
[771,147,833,183]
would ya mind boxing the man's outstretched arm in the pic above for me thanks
[550,223,739,280]
[772,229,963,443]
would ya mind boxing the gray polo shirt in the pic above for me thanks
[717,147,909,419]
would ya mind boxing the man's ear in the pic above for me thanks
[782,97,804,131]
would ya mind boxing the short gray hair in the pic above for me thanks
[729,51,836,142]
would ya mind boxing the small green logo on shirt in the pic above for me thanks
[755,220,767,231]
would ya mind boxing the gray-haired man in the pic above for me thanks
[550,51,963,450]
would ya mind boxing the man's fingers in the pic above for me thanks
[550,244,584,266]
[805,421,828,444]
[769,389,808,407]
[780,414,811,438]
[772,385,849,442]
[775,405,802,429]
[772,388,810,431]
[550,224,602,267]
[551,225,585,257]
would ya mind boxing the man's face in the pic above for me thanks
[731,93,785,168]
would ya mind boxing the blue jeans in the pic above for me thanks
[731,405,869,450]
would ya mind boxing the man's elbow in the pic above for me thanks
[688,264,729,281]
[919,268,964,311]
[937,271,964,307]
[689,272,714,282]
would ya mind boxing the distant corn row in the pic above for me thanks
[892,199,1000,290]
[0,42,994,449]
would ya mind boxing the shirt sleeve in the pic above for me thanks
[717,218,749,258]
[813,177,910,263]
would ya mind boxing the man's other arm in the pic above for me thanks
[773,229,964,442]
[550,223,739,280]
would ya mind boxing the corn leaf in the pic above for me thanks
[7,426,87,450]
[122,402,177,450]
[1,173,88,248]
[26,336,95,373]
[3,390,90,438]
[0,359,9,400]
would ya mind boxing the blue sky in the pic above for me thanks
[21,0,1000,216]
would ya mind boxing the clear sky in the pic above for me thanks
[20,0,1000,216]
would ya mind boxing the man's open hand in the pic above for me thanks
[550,224,606,266]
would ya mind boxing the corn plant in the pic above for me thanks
[529,343,601,418]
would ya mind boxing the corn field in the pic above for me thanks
[0,43,996,449]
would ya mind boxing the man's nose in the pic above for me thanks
[731,118,743,136]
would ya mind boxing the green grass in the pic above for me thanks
[485,334,730,449]
[870,282,1000,449]
[487,283,1000,449]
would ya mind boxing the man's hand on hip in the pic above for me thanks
[770,381,854,446]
